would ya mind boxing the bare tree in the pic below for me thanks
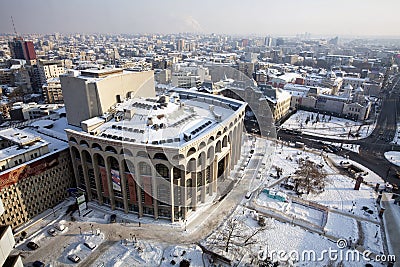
[293,159,327,195]
[207,216,267,256]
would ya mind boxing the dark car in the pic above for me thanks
[32,261,45,267]
[67,254,81,263]
[27,241,39,250]
[110,214,116,223]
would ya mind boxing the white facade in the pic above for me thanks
[66,90,246,222]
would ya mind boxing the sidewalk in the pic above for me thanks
[381,193,400,267]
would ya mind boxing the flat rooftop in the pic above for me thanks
[75,91,245,148]
[0,128,41,146]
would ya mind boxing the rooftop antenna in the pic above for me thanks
[11,16,19,37]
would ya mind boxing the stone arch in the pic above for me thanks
[216,131,222,138]
[216,140,222,153]
[223,126,228,133]
[107,156,119,170]
[122,159,135,174]
[105,146,118,154]
[222,135,228,148]
[92,142,102,151]
[71,146,80,160]
[187,147,196,157]
[120,148,133,156]
[69,137,77,144]
[93,153,105,167]
[138,161,152,175]
[137,151,149,158]
[80,140,89,147]
[155,163,169,178]
[198,151,206,166]
[187,158,196,172]
[207,136,214,144]
[81,150,92,164]
[207,146,214,160]
[153,153,168,160]
[172,154,185,161]
[198,141,206,150]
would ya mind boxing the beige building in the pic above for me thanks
[66,90,246,222]
[0,148,74,229]
[37,59,66,86]
[60,69,155,127]
[42,77,63,104]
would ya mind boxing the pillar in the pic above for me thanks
[105,157,116,210]
[92,154,103,205]
[69,147,80,188]
[119,160,129,214]
[80,150,92,200]
[170,167,175,223]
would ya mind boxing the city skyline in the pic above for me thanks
[1,0,400,37]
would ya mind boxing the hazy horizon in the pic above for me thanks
[1,0,400,37]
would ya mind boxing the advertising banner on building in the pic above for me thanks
[99,166,109,197]
[142,175,153,205]
[111,169,121,192]
[0,151,60,190]
[126,173,137,203]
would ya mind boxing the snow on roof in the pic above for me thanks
[0,128,41,146]
[69,92,245,148]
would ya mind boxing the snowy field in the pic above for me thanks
[282,110,373,140]
[384,151,400,167]
[89,241,203,267]
[204,207,376,266]
[255,192,325,227]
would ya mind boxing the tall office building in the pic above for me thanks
[264,36,273,47]
[8,37,36,64]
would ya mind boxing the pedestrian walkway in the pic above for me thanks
[381,193,400,267]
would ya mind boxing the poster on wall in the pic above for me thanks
[111,169,121,192]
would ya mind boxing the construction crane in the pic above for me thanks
[11,16,19,37]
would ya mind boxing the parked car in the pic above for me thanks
[67,254,81,263]
[84,242,97,250]
[27,241,39,250]
[109,214,116,223]
[32,261,45,267]
[54,223,65,231]
[47,228,56,236]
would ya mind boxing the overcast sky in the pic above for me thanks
[1,0,399,37]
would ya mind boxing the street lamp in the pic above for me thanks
[78,226,82,235]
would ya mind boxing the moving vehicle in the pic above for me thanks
[67,254,81,263]
[27,241,39,250]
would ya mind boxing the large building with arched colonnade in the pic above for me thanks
[66,89,246,222]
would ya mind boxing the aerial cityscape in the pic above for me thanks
[0,1,399,267]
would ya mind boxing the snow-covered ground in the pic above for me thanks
[384,151,400,167]
[324,212,358,241]
[88,241,203,267]
[282,110,374,140]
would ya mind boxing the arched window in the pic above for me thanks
[153,153,168,160]
[139,162,151,176]
[187,147,196,157]
[155,164,169,179]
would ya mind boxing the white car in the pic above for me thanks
[54,223,65,231]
